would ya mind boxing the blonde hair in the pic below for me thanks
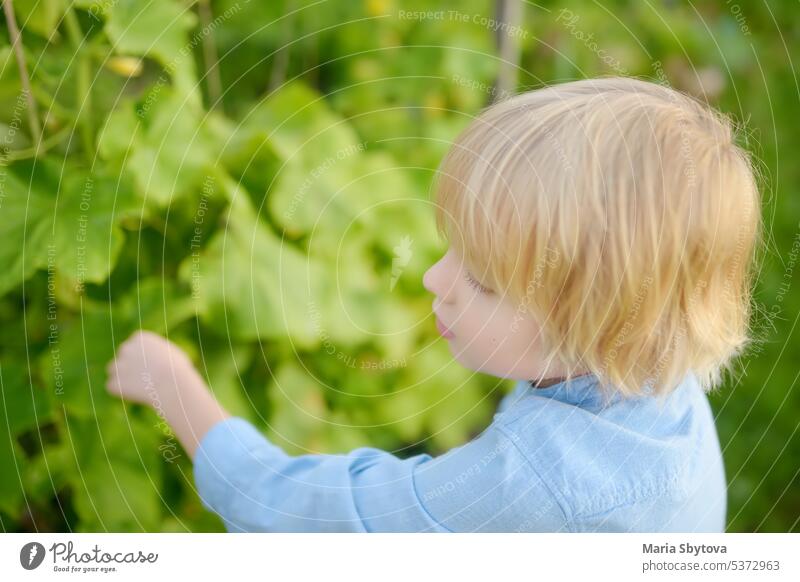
[433,77,762,399]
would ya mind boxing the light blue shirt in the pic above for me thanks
[193,371,727,532]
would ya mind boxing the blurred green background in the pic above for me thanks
[0,0,796,532]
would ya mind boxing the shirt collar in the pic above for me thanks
[519,373,623,408]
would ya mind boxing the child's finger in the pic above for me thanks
[105,368,120,392]
[117,338,134,355]
[105,361,126,391]
[126,329,147,347]
[106,377,119,395]
[105,359,119,379]
[118,332,138,351]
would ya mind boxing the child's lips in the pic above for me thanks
[435,316,456,339]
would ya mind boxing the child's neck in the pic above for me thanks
[529,372,592,389]
[529,377,565,389]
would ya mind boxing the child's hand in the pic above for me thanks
[105,330,230,461]
[105,330,196,407]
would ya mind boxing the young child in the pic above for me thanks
[105,77,761,532]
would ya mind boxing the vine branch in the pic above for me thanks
[63,7,94,160]
[2,0,43,150]
[197,0,223,111]
[493,0,523,103]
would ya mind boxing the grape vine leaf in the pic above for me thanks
[178,189,323,348]
[0,159,139,298]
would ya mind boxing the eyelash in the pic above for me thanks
[465,272,491,294]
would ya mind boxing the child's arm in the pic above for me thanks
[105,330,566,533]
[105,330,231,461]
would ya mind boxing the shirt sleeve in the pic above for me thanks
[192,416,567,532]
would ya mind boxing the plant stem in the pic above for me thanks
[197,0,223,111]
[268,0,295,93]
[5,125,72,161]
[493,0,522,102]
[63,8,94,160]
[2,0,43,151]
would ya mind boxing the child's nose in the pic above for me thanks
[423,260,453,303]
[422,265,437,295]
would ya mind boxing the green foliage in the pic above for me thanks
[0,0,797,533]
[0,159,139,296]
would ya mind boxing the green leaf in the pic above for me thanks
[0,47,23,120]
[199,341,258,424]
[0,159,139,298]
[37,275,196,419]
[22,441,73,507]
[265,361,328,455]
[105,0,201,109]
[13,0,66,40]
[0,360,53,435]
[112,277,196,334]
[0,430,25,516]
[304,224,427,361]
[66,408,163,531]
[228,80,365,235]
[318,410,368,454]
[97,91,219,206]
[178,190,323,347]
[96,101,139,160]
[74,0,113,18]
[38,308,124,419]
[105,0,197,67]
[398,342,499,452]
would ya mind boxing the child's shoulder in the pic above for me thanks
[492,372,724,527]
[493,371,705,436]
